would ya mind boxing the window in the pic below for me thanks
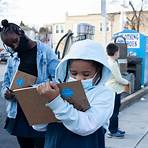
[100,22,110,32]
[100,23,103,31]
[56,25,59,33]
[60,25,64,33]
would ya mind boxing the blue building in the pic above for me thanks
[113,29,148,86]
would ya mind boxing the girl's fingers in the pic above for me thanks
[37,82,56,95]
[50,83,59,90]
[36,82,59,100]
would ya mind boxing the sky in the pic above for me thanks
[0,0,147,27]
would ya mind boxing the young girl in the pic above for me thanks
[36,39,115,148]
[0,19,59,148]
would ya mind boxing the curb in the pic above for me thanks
[120,86,148,110]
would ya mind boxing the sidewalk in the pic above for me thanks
[106,88,148,148]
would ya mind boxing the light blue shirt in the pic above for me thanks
[1,41,59,118]
[33,39,115,136]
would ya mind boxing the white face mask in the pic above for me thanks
[68,73,98,91]
[81,78,95,90]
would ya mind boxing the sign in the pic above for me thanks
[114,33,140,48]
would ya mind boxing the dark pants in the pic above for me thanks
[45,123,106,148]
[17,137,45,148]
[109,93,121,133]
[4,104,45,148]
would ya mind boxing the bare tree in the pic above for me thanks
[126,0,144,32]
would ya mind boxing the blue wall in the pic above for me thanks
[113,29,147,85]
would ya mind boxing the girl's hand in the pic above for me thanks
[36,82,60,102]
[4,89,16,101]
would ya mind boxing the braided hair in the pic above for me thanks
[0,19,25,56]
[0,19,24,36]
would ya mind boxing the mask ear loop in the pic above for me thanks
[94,76,101,85]
[93,69,102,85]
[91,72,98,86]
[93,63,103,85]
[63,60,70,83]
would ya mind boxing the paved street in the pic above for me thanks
[106,93,148,148]
[0,63,19,148]
[0,82,19,148]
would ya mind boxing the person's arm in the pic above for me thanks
[1,59,13,99]
[1,56,18,101]
[46,88,114,136]
[110,61,128,85]
[46,46,59,81]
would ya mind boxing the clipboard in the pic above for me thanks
[10,70,37,90]
[57,80,90,111]
[14,87,57,125]
[13,80,90,125]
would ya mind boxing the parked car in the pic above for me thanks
[0,49,10,62]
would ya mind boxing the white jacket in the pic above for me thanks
[106,57,129,94]
[33,39,115,136]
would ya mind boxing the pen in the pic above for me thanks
[48,75,52,81]
[6,86,14,93]
[58,79,62,83]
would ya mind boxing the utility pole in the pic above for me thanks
[101,0,107,47]
[120,0,128,31]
